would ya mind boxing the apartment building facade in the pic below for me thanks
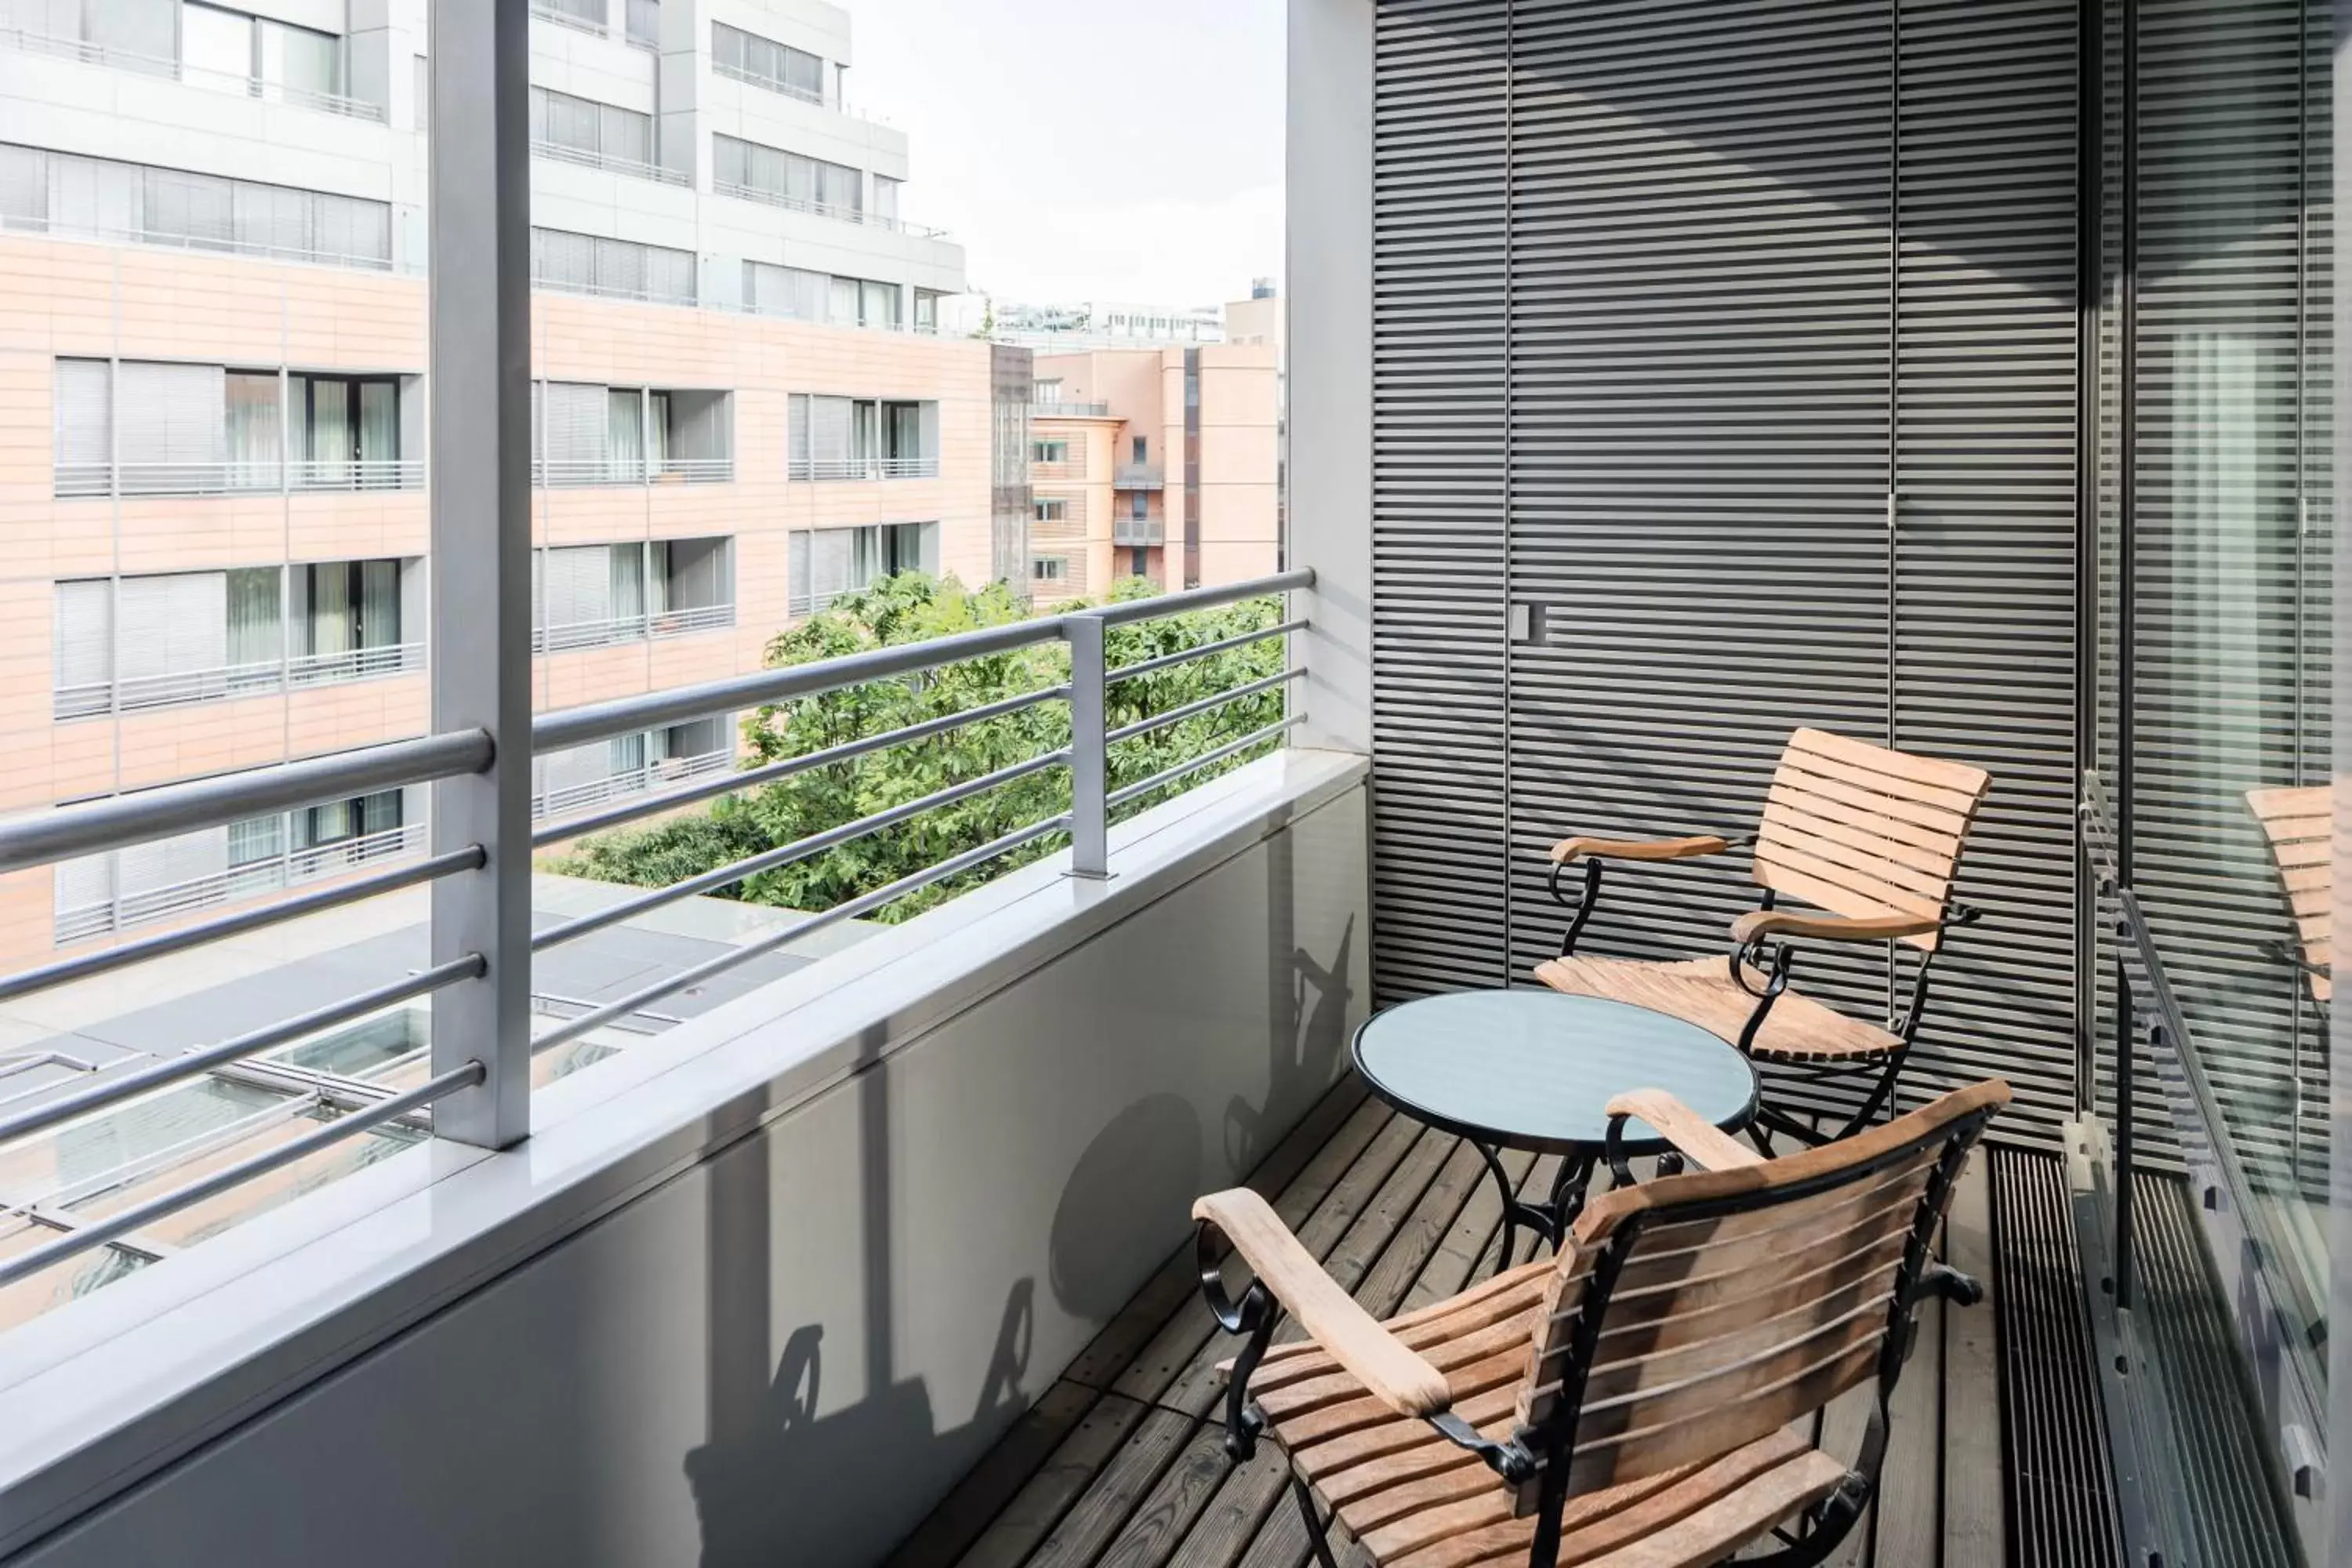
[1026,336,1279,602]
[0,0,1006,969]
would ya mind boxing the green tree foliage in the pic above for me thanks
[550,573,1286,922]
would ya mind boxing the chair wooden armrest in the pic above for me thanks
[1192,1188,1453,1417]
[1551,833,1730,866]
[1730,909,1944,946]
[1605,1089,1766,1171]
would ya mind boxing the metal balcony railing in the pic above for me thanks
[55,823,429,946]
[532,747,733,824]
[0,568,1308,1295]
[533,602,734,654]
[56,460,423,499]
[1114,463,1166,490]
[0,25,388,121]
[53,642,425,720]
[530,0,607,37]
[535,457,737,487]
[787,456,940,482]
[1112,517,1166,547]
[1033,402,1112,418]
[532,140,691,187]
[710,180,952,240]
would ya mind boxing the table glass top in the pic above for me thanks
[1352,989,1758,1149]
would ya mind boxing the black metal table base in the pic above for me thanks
[1473,1144,1595,1276]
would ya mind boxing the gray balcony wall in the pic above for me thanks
[5,768,1370,1568]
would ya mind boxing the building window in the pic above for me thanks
[535,714,734,820]
[711,21,826,103]
[873,175,902,227]
[743,263,903,329]
[1034,379,1064,405]
[532,0,606,34]
[55,786,416,945]
[530,227,696,305]
[535,538,735,651]
[529,86,656,174]
[533,383,734,485]
[787,522,940,615]
[53,359,419,496]
[789,394,938,480]
[713,134,865,221]
[0,143,390,267]
[1132,436,1149,463]
[53,559,422,719]
[1131,492,1150,521]
[1033,438,1069,464]
[624,0,659,48]
[1035,498,1068,523]
[1033,557,1068,584]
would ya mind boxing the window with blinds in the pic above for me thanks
[787,523,938,615]
[712,134,864,217]
[0,143,389,266]
[744,263,903,328]
[529,85,655,170]
[52,358,110,496]
[530,227,695,305]
[788,395,936,478]
[711,20,826,103]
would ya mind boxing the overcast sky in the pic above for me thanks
[843,0,1284,310]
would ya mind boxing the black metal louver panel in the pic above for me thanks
[1889,0,2085,1145]
[1497,0,1898,1075]
[1370,1,1513,999]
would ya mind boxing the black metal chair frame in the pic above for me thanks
[1548,851,1981,1148]
[1197,1102,1995,1568]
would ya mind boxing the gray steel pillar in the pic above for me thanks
[427,0,534,1149]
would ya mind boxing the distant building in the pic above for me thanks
[1025,292,1280,601]
[953,296,1227,350]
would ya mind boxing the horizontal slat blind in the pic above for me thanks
[1889,0,2082,1145]
[1497,0,1897,1098]
[1370,0,1512,998]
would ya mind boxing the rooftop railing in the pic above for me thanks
[710,180,953,241]
[0,568,1309,1294]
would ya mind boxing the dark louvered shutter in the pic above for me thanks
[1370,1,1513,997]
[1370,0,2088,1146]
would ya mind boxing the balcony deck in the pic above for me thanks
[893,1076,2021,1568]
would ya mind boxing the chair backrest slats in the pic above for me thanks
[2246,784,2332,1001]
[1754,728,1991,951]
[1508,1080,2007,1517]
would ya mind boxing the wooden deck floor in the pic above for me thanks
[891,1076,2009,1568]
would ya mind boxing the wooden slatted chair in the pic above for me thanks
[1532,728,1992,1146]
[2245,784,2332,1003]
[1193,1079,2008,1568]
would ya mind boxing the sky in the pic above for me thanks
[841,0,1284,311]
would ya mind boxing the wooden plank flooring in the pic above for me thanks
[892,1077,2008,1568]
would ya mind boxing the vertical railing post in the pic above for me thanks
[1067,612,1110,879]
[427,0,533,1149]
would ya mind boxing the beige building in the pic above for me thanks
[0,0,1011,971]
[1025,324,1279,604]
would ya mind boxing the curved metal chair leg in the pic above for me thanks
[1292,1475,1340,1568]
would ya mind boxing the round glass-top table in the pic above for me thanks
[1351,990,1759,1272]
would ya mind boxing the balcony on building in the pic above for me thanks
[54,361,423,499]
[532,538,735,653]
[788,394,942,481]
[533,383,735,487]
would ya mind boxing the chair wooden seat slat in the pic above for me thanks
[2246,784,2332,1003]
[1534,728,1992,1145]
[1192,1080,2009,1568]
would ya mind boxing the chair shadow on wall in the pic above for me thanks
[684,1279,1036,1568]
[1225,916,1355,1178]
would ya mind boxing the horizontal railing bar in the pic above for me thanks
[1105,668,1305,746]
[1108,716,1305,808]
[0,955,485,1147]
[533,620,1065,753]
[531,684,1071,848]
[532,749,1072,952]
[530,814,1071,1058]
[1108,619,1305,682]
[0,1059,485,1292]
[1089,568,1314,626]
[0,845,485,1007]
[0,731,492,874]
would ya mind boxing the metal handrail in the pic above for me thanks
[532,139,692,187]
[0,25,388,120]
[711,179,950,240]
[0,568,1312,1294]
[1106,667,1302,746]
[788,456,941,481]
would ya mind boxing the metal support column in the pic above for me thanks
[1067,614,1110,879]
[427,0,533,1149]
